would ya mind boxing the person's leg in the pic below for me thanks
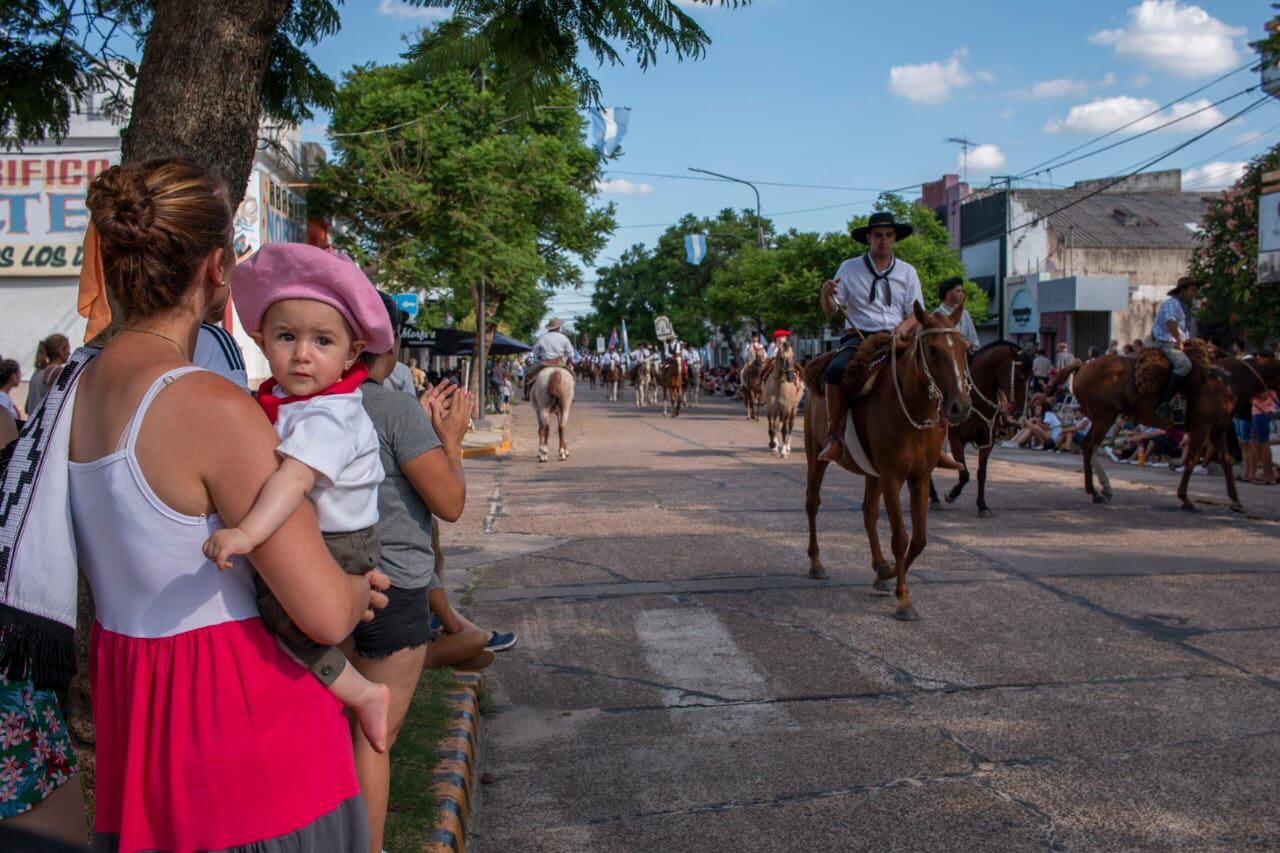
[818,343,856,462]
[426,587,489,667]
[1156,345,1191,419]
[345,643,429,853]
[2,774,86,849]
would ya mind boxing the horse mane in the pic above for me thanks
[973,339,1020,358]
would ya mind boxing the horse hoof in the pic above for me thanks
[893,606,921,622]
[930,500,942,510]
[872,577,892,593]
[1102,490,1113,500]
[944,493,957,504]
[1092,493,1107,504]
[808,565,827,580]
[1230,502,1244,513]
[873,560,894,580]
[1181,502,1198,513]
[977,507,993,518]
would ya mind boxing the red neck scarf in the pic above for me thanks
[256,363,370,424]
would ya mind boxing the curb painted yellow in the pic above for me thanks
[423,672,484,853]
[460,431,511,459]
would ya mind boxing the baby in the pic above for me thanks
[203,242,393,752]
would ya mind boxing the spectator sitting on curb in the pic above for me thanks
[1055,414,1092,453]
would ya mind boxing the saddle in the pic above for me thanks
[1133,338,1213,395]
[803,334,896,401]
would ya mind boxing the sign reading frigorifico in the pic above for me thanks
[0,153,120,276]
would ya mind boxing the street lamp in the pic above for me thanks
[688,167,765,248]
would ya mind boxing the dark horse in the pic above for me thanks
[928,341,1033,516]
[1045,344,1248,512]
[803,303,971,621]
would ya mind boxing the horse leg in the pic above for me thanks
[862,477,893,592]
[768,410,778,452]
[557,412,569,461]
[537,422,549,463]
[1178,427,1211,511]
[1214,429,1243,512]
[895,475,931,621]
[1081,430,1106,503]
[781,410,793,458]
[975,445,993,517]
[944,437,968,504]
[805,458,831,579]
[879,476,917,621]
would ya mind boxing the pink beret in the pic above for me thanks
[232,243,394,354]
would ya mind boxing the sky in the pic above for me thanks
[305,0,1274,324]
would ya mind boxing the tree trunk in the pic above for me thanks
[121,0,290,209]
[469,280,482,417]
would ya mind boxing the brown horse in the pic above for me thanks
[803,303,972,621]
[742,348,766,420]
[763,343,803,458]
[602,361,624,402]
[1047,345,1241,511]
[659,353,686,417]
[929,341,1034,517]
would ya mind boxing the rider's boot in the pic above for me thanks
[936,423,963,470]
[1155,371,1183,421]
[817,383,847,462]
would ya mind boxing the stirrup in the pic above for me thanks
[818,436,845,462]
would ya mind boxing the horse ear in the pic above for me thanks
[912,300,928,326]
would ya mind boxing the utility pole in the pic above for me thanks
[475,275,489,429]
[945,136,980,184]
[992,175,1014,341]
[688,167,765,248]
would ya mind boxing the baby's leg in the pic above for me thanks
[328,655,391,754]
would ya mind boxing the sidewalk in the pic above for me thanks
[461,411,512,458]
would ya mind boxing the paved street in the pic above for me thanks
[446,385,1280,851]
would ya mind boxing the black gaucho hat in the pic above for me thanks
[851,211,914,244]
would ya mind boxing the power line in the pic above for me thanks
[1015,59,1255,179]
[603,169,925,194]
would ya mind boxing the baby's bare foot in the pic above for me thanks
[356,681,392,753]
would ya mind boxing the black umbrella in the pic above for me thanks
[424,329,531,356]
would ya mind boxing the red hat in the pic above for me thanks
[773,329,791,338]
[233,243,394,353]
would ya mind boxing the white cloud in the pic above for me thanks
[1183,161,1246,189]
[1089,0,1246,77]
[1029,78,1090,98]
[888,49,973,105]
[377,0,451,19]
[1101,72,1117,87]
[965,144,1007,173]
[594,178,654,195]
[976,70,998,83]
[1235,130,1263,145]
[1129,73,1150,87]
[1044,95,1225,134]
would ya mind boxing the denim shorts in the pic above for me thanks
[1236,417,1254,442]
[1253,414,1272,444]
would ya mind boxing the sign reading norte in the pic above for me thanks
[0,154,119,276]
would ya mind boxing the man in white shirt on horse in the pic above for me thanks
[817,211,960,469]
[525,317,575,394]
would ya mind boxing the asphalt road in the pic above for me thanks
[444,383,1280,852]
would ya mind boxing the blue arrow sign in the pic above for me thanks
[394,292,419,319]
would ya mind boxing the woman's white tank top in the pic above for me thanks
[69,367,259,639]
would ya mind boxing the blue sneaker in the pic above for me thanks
[485,631,518,652]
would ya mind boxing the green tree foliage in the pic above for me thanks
[0,0,337,148]
[1188,146,1280,345]
[408,0,751,109]
[312,56,614,341]
[580,208,763,345]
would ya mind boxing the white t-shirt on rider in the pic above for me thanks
[833,254,924,333]
[532,330,575,364]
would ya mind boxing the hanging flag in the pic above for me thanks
[608,327,618,349]
[684,233,707,265]
[591,107,630,156]
[621,318,630,359]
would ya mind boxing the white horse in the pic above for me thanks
[603,362,623,402]
[531,365,575,462]
[633,361,654,408]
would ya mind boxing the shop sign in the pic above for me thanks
[0,153,118,276]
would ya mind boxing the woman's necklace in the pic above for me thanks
[120,326,188,358]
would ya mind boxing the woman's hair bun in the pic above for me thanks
[88,166,156,251]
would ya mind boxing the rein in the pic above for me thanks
[965,349,1025,449]
[890,327,968,431]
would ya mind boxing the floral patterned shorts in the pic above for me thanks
[0,673,77,818]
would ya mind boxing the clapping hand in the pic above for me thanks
[420,380,475,450]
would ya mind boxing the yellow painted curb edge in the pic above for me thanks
[460,436,510,459]
[423,671,485,853]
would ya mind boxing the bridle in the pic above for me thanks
[966,346,1028,449]
[890,326,969,431]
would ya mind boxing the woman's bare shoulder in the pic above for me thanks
[166,372,275,442]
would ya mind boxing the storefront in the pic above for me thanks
[1037,275,1129,358]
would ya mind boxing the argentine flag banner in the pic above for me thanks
[684,233,708,265]
[591,107,630,156]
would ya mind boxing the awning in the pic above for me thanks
[400,328,531,355]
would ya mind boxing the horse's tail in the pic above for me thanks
[1041,362,1081,401]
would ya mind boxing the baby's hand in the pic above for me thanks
[203,528,254,570]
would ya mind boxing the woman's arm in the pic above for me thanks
[203,457,317,568]
[401,382,474,522]
[195,379,383,644]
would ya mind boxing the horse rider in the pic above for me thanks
[934,277,979,351]
[744,332,766,364]
[766,329,790,359]
[817,211,962,469]
[525,317,575,395]
[1151,275,1202,420]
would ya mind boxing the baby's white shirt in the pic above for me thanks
[272,389,382,533]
